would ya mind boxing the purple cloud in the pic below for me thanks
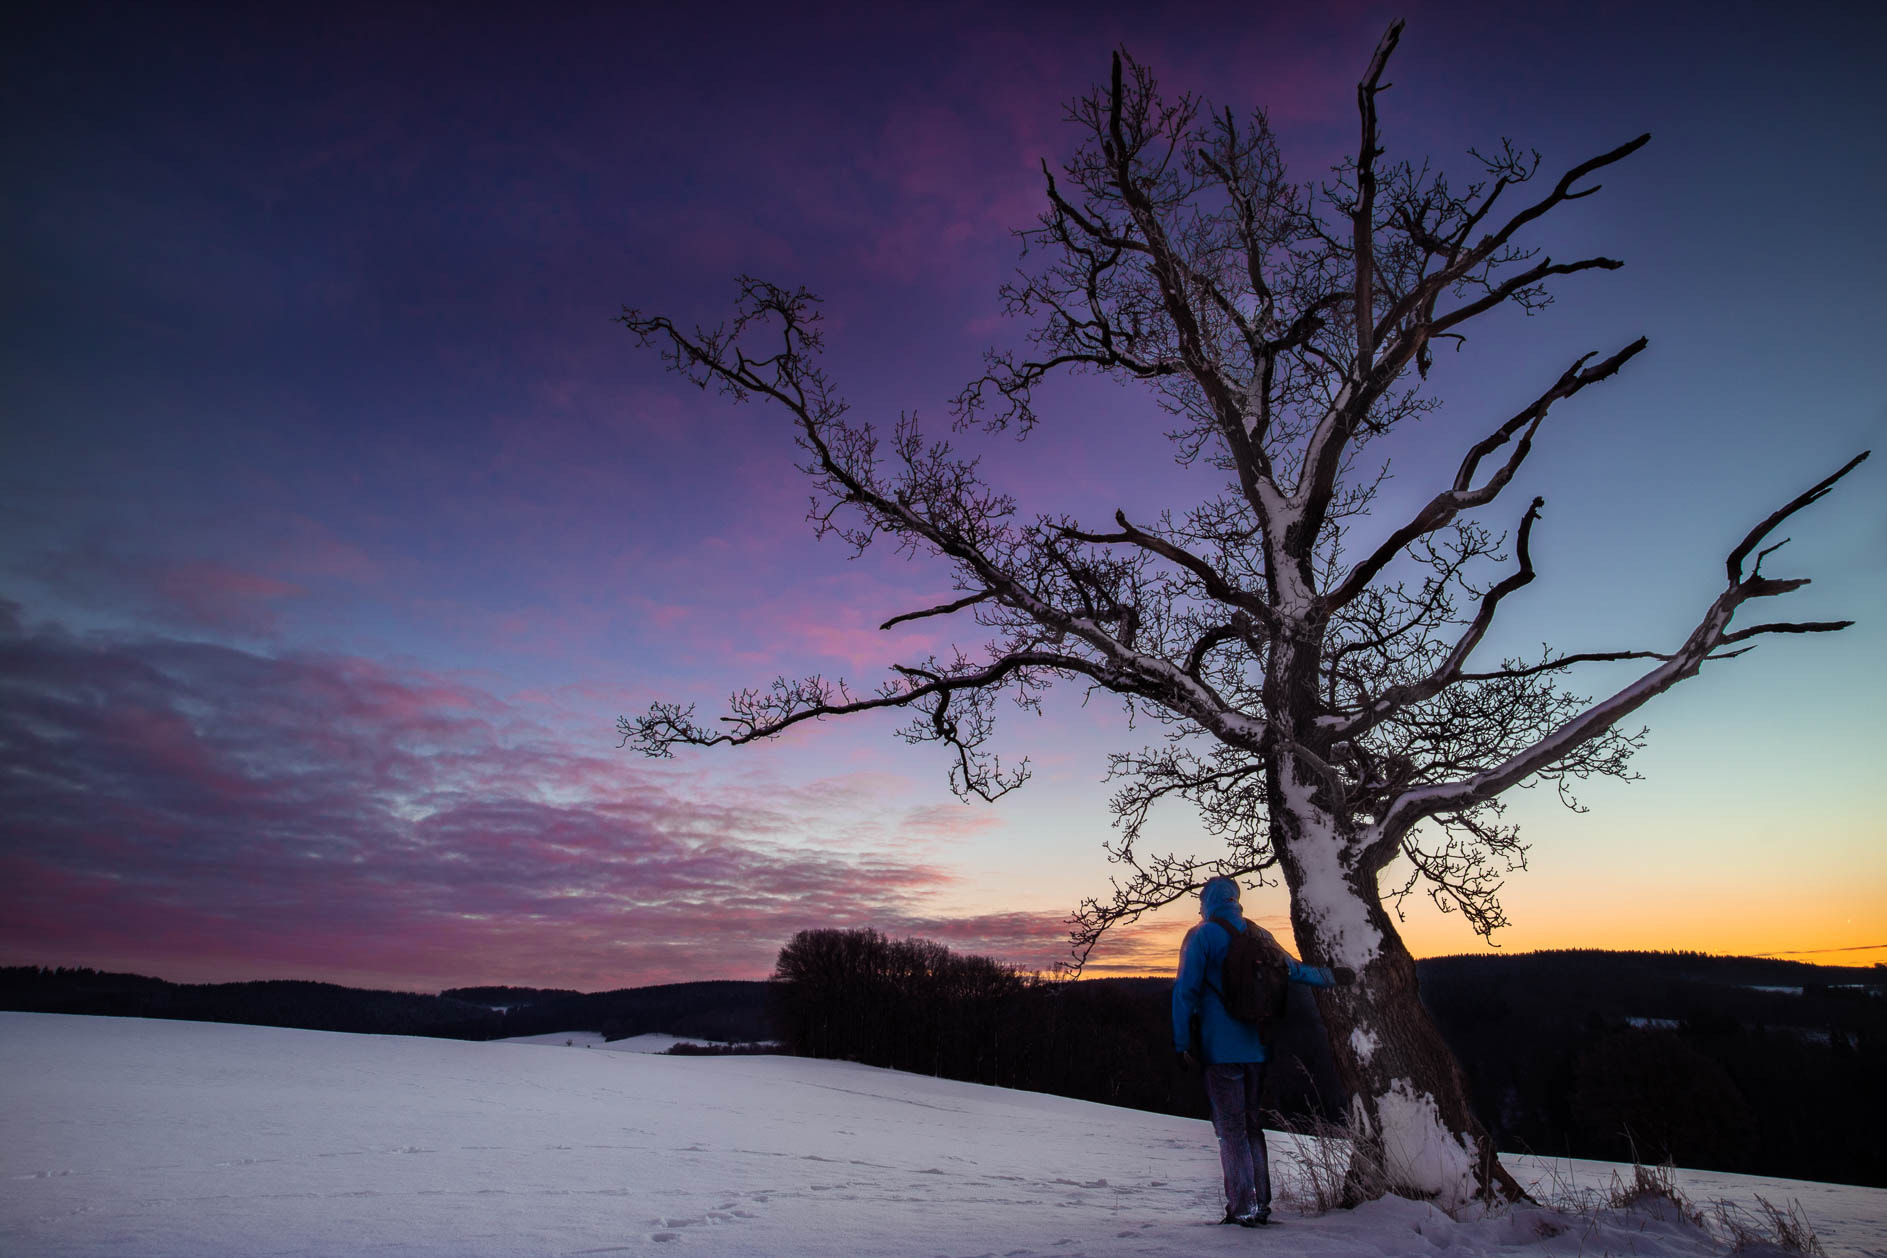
[0,605,1051,991]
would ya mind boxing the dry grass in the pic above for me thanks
[1593,1147,1824,1257]
[1534,1154,1825,1256]
[1603,1159,1708,1228]
[1265,1115,1825,1257]
[1709,1194,1827,1257]
[1265,1108,1386,1216]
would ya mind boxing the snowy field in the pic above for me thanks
[4,1013,1882,1258]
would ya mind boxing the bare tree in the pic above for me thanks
[619,21,1865,1208]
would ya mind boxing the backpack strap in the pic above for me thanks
[1202,917,1238,997]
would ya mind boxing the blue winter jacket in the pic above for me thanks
[1171,879,1335,1065]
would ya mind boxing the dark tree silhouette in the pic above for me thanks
[771,928,1036,1083]
[619,22,1865,1206]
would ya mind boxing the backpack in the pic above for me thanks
[1212,918,1289,1035]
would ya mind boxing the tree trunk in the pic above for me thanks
[1277,817,1528,1211]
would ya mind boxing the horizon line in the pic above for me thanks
[8,942,1884,998]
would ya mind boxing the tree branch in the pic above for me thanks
[1453,648,1672,682]
[1324,339,1646,612]
[1351,19,1402,376]
[1062,510,1283,633]
[618,652,1059,752]
[880,591,994,630]
[1329,496,1545,741]
[1377,451,1869,840]
[1728,450,1870,583]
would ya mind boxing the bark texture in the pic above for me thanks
[1282,832,1526,1206]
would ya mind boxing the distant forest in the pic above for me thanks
[0,967,771,1045]
[6,941,1881,1188]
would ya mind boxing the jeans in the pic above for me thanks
[1203,1061,1270,1219]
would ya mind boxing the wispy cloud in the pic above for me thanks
[21,546,308,637]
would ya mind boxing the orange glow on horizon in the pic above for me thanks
[1064,890,1887,981]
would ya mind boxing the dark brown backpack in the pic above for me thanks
[1213,918,1289,1035]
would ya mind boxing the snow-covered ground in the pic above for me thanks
[4,1013,1882,1258]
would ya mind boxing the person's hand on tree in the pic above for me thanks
[1332,966,1357,987]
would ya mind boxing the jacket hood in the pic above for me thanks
[1199,876,1243,927]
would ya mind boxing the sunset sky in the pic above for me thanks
[4,1,1883,992]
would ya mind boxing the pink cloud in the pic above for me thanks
[0,614,993,991]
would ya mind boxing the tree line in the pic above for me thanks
[0,967,770,1044]
[1418,950,1886,1187]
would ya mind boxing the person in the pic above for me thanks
[1171,875,1354,1227]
